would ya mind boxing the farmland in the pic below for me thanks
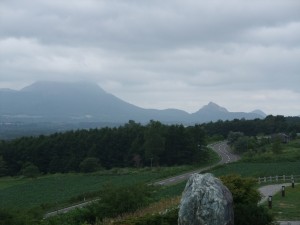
[0,151,219,210]
[210,161,300,178]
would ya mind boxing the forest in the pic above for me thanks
[1,115,300,177]
[0,120,207,176]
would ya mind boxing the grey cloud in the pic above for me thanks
[2,0,300,49]
[1,0,300,115]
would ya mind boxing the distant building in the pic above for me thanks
[271,133,290,143]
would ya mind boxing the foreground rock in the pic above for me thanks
[178,173,234,225]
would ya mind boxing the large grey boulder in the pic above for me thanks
[178,173,234,225]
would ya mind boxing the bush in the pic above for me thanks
[22,163,40,178]
[234,204,273,225]
[221,174,260,205]
[221,174,274,225]
[79,157,101,173]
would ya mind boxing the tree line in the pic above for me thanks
[1,115,299,177]
[0,121,207,176]
[202,115,300,138]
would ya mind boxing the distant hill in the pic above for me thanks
[0,81,265,124]
[191,102,266,122]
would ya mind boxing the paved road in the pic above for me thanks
[210,141,240,165]
[154,141,239,186]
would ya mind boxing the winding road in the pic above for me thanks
[154,141,239,186]
[209,141,240,165]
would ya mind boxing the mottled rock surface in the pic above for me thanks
[178,173,234,225]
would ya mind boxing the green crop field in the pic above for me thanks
[0,173,138,210]
[270,184,300,220]
[0,155,219,211]
[0,148,220,211]
[209,161,300,178]
[0,169,182,210]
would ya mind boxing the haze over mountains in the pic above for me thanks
[0,81,266,124]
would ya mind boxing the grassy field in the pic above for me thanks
[270,184,300,220]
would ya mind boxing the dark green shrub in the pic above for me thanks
[221,174,274,225]
[234,204,273,225]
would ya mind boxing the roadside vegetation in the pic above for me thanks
[0,115,300,224]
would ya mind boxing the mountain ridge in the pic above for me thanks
[0,81,265,124]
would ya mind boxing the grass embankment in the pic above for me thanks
[270,184,300,220]
[100,196,180,225]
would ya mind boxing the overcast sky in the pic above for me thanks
[1,0,300,116]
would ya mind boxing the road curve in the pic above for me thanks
[209,141,240,165]
[154,141,239,186]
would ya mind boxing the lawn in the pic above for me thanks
[270,184,300,220]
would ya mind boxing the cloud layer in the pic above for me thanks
[1,0,300,115]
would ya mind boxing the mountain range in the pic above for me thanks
[0,81,266,124]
